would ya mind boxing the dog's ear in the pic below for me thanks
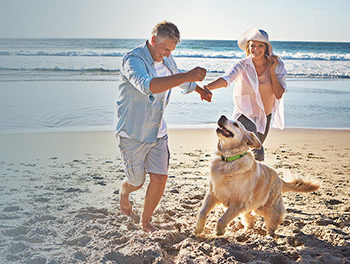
[245,132,261,149]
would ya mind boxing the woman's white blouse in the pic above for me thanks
[221,55,287,133]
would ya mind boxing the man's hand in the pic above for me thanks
[195,86,212,102]
[185,67,207,82]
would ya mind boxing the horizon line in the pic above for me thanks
[0,37,349,43]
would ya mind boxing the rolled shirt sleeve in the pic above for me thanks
[180,79,197,94]
[220,61,245,86]
[121,54,154,96]
[275,58,287,91]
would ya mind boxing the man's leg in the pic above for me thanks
[141,173,168,232]
[141,135,170,232]
[120,181,143,216]
[117,135,148,216]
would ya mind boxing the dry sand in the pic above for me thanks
[0,128,349,263]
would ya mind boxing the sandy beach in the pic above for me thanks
[0,128,349,263]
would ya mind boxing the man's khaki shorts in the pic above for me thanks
[117,135,170,186]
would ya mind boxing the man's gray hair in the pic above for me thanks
[152,21,180,43]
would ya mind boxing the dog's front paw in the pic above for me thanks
[216,229,225,236]
[195,219,205,235]
[195,226,203,235]
[195,222,204,234]
[267,229,277,239]
[216,225,226,236]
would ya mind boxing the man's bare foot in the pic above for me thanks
[120,192,132,216]
[142,221,159,232]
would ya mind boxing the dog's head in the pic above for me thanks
[216,115,261,153]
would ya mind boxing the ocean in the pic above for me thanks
[0,38,349,133]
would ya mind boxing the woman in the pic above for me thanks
[204,28,287,161]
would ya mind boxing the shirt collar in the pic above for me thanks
[246,55,254,66]
[142,41,156,65]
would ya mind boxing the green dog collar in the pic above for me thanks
[221,152,247,162]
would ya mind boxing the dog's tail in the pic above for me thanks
[282,178,319,193]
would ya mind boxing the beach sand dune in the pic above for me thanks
[0,128,349,263]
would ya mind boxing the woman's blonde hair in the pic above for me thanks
[245,40,270,57]
[152,21,180,44]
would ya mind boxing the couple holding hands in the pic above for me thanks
[115,21,287,232]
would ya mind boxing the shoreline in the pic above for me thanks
[1,124,350,136]
[1,127,350,163]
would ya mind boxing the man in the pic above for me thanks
[115,21,212,232]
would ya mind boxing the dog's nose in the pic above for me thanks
[218,115,227,127]
[218,115,227,122]
[232,121,239,127]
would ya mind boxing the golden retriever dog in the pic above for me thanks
[195,115,319,237]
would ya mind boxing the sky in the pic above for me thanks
[1,0,349,42]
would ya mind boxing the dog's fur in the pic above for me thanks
[195,115,319,237]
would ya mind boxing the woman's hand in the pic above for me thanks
[269,55,280,73]
[195,86,212,102]
[201,87,212,102]
[269,55,285,99]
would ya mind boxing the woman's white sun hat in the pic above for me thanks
[237,28,273,56]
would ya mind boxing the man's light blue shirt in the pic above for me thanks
[115,42,197,143]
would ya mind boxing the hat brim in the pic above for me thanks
[238,28,273,56]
